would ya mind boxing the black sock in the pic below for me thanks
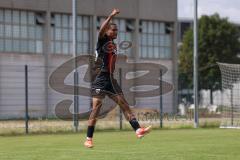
[87,126,95,138]
[129,118,140,131]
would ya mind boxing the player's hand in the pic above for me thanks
[110,8,120,16]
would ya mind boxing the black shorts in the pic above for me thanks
[91,72,123,98]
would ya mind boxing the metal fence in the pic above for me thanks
[0,61,175,135]
[0,59,230,135]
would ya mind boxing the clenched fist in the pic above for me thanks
[110,8,120,17]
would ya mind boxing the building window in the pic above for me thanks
[179,21,192,42]
[139,20,172,59]
[51,13,90,55]
[97,17,134,57]
[0,9,44,54]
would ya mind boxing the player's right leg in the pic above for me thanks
[84,97,103,148]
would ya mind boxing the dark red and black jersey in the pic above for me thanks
[96,35,117,73]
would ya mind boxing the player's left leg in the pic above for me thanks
[109,94,151,138]
[84,96,103,148]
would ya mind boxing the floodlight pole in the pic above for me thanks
[193,0,199,128]
[72,0,79,132]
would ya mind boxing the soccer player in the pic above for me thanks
[84,8,151,148]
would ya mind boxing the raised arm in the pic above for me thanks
[99,8,120,38]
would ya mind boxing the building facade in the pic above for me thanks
[0,0,178,119]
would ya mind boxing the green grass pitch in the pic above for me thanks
[0,129,240,160]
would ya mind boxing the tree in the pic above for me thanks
[179,13,240,104]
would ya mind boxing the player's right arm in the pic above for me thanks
[99,8,120,38]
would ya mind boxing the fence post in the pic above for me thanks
[119,68,123,130]
[159,69,163,128]
[25,65,29,134]
[231,88,234,126]
[73,71,79,132]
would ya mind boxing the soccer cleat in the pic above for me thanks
[84,138,94,148]
[136,126,152,138]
